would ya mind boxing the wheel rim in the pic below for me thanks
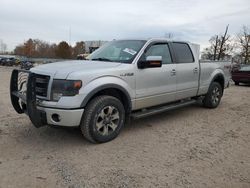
[95,106,120,136]
[211,86,220,105]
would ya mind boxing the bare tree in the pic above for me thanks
[14,44,25,56]
[217,24,229,60]
[14,39,57,58]
[24,39,35,57]
[202,25,233,60]
[237,25,250,64]
[201,35,221,60]
[213,35,219,60]
[55,41,72,59]
[72,41,86,58]
[33,39,57,58]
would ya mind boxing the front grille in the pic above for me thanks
[35,74,50,98]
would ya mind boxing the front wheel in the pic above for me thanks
[80,95,125,143]
[203,82,223,108]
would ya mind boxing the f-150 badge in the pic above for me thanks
[120,73,134,76]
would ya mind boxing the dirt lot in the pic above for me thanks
[0,66,250,188]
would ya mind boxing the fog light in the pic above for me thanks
[52,114,60,122]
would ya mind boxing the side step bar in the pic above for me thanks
[131,99,197,119]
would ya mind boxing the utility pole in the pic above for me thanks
[69,26,71,46]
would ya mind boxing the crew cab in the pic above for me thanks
[10,39,231,143]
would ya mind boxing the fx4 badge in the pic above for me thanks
[120,73,134,77]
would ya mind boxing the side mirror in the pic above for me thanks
[138,56,162,69]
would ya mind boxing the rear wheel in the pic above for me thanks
[203,82,223,108]
[80,95,125,143]
[235,82,239,85]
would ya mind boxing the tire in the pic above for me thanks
[235,82,239,85]
[80,95,125,143]
[203,82,223,108]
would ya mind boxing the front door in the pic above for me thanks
[135,43,176,110]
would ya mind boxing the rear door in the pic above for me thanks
[171,42,199,100]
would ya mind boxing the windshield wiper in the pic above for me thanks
[91,57,113,62]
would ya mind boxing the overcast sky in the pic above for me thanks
[1,0,250,51]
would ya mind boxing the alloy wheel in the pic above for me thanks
[95,106,120,136]
[211,86,220,105]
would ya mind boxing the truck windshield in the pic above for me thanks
[87,40,146,63]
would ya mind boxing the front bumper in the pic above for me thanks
[37,107,84,127]
[10,69,84,128]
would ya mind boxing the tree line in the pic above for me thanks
[14,39,86,59]
[201,25,250,64]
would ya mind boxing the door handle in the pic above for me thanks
[171,69,176,76]
[193,67,198,73]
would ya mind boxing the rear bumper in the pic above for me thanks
[232,78,250,83]
[232,74,250,83]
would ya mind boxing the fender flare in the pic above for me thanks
[80,83,132,111]
[209,73,225,93]
[211,73,225,86]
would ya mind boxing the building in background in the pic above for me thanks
[84,41,108,53]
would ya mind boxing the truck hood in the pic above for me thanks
[31,60,122,79]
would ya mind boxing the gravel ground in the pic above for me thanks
[0,66,250,188]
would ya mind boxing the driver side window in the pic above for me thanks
[145,43,172,64]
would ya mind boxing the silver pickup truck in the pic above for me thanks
[10,38,231,143]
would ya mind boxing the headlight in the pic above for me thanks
[51,79,82,101]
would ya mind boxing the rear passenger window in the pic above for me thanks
[172,42,194,63]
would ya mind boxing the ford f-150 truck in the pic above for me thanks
[10,38,231,143]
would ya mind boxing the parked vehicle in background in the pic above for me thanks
[77,54,86,60]
[10,38,231,143]
[231,63,241,72]
[8,58,17,66]
[1,57,11,66]
[20,60,34,70]
[14,58,21,66]
[232,65,250,85]
[0,57,18,66]
[0,57,7,65]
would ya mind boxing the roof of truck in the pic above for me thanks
[117,38,196,44]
